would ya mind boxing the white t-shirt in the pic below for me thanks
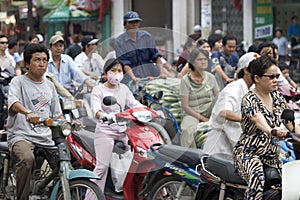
[75,52,105,76]
[203,78,249,155]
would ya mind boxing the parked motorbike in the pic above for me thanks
[0,68,14,130]
[66,95,171,199]
[0,118,104,199]
[142,109,299,199]
[278,85,300,109]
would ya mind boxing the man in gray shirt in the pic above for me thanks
[7,43,63,199]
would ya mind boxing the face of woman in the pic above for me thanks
[200,42,211,52]
[213,40,222,51]
[193,52,208,72]
[258,64,279,92]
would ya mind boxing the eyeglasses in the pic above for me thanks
[0,41,8,45]
[262,74,280,80]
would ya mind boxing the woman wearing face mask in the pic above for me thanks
[90,58,143,191]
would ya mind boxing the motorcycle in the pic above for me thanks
[129,77,182,145]
[0,118,104,199]
[66,95,171,199]
[0,68,14,130]
[142,109,299,199]
[278,85,300,124]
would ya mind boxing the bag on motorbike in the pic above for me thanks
[110,150,133,192]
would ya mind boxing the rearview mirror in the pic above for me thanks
[153,91,163,101]
[103,96,118,106]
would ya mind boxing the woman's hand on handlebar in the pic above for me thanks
[270,127,288,140]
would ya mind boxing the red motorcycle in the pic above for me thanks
[66,95,171,199]
[278,85,300,110]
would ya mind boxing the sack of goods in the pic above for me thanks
[145,78,182,124]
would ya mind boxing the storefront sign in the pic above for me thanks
[254,0,273,40]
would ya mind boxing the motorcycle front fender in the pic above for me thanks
[68,168,100,180]
[49,169,100,200]
[139,169,167,196]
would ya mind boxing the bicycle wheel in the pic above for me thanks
[56,179,104,200]
[148,176,195,200]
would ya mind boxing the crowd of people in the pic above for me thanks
[1,9,300,200]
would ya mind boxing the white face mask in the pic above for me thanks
[107,72,124,85]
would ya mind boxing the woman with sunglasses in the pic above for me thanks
[232,53,300,200]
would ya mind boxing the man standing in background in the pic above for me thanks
[114,11,164,84]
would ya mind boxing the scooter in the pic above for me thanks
[129,77,182,145]
[278,85,300,124]
[0,68,14,130]
[66,95,171,199]
[0,118,104,199]
[142,109,299,199]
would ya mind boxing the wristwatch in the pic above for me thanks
[25,110,32,116]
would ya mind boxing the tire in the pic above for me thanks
[56,179,105,200]
[199,183,220,200]
[148,176,195,199]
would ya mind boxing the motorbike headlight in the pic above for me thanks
[60,121,72,136]
[132,111,152,123]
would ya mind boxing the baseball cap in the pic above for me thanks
[49,35,64,45]
[55,30,64,36]
[36,34,44,43]
[81,36,99,47]
[194,25,201,33]
[236,52,260,73]
[123,11,142,22]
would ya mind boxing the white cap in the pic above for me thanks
[236,52,260,73]
[193,25,201,32]
[36,34,44,43]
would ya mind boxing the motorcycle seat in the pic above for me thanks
[206,153,246,185]
[73,130,96,157]
[0,142,8,152]
[157,144,207,168]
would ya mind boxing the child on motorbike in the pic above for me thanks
[90,58,144,192]
[233,54,300,199]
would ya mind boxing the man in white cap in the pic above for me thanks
[47,34,94,94]
[74,35,104,83]
[114,11,164,84]
[203,52,259,155]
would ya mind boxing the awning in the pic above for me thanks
[42,6,98,23]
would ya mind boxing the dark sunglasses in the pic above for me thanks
[0,41,8,44]
[262,74,280,80]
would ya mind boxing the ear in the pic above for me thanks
[253,74,260,83]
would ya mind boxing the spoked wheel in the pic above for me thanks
[56,179,104,200]
[148,176,195,200]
